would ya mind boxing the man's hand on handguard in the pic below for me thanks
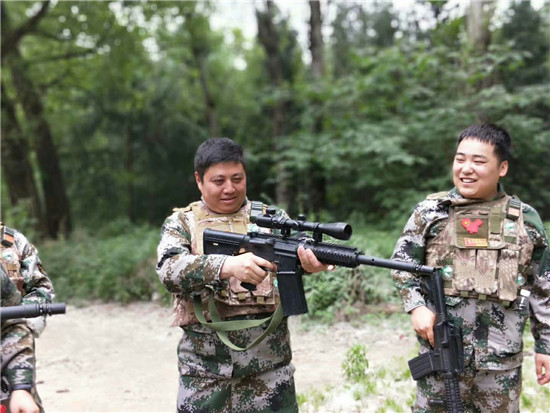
[297,245,335,274]
[410,305,436,347]
[220,252,277,285]
[535,353,550,385]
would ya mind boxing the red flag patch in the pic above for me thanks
[462,218,483,234]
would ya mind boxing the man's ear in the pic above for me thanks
[499,160,509,178]
[195,171,202,187]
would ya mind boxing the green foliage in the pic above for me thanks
[297,386,331,411]
[0,198,39,242]
[1,0,548,237]
[39,221,166,303]
[304,224,402,321]
[342,344,370,383]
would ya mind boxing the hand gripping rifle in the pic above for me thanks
[407,271,464,413]
[0,303,66,321]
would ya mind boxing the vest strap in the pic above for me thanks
[192,292,283,351]
[506,198,522,220]
[489,206,503,234]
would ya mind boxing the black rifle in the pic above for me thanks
[0,303,66,321]
[408,272,464,413]
[203,212,437,316]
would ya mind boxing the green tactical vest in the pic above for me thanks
[188,200,277,309]
[425,195,534,305]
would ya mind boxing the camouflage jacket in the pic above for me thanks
[391,188,550,366]
[0,225,55,336]
[1,264,35,394]
[156,198,284,327]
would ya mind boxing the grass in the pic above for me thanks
[297,316,550,412]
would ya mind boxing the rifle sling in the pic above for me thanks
[192,291,284,351]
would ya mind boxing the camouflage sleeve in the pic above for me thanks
[391,201,434,313]
[15,231,54,306]
[1,265,22,307]
[523,205,550,355]
[156,211,227,295]
[14,231,54,337]
[1,322,35,391]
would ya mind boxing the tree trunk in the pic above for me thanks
[0,80,45,231]
[194,49,219,137]
[256,0,291,210]
[307,0,327,216]
[467,0,496,90]
[183,7,220,137]
[309,1,325,79]
[467,0,494,54]
[125,121,135,223]
[7,51,72,238]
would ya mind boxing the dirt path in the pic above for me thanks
[35,302,415,412]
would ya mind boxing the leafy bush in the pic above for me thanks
[39,221,168,303]
[304,224,402,321]
[342,344,370,383]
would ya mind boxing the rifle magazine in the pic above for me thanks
[408,351,440,380]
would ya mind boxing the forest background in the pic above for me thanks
[1,0,549,410]
[2,0,548,306]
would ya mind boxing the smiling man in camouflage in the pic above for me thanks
[391,124,550,412]
[156,137,330,413]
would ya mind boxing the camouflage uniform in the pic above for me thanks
[0,224,55,336]
[157,199,298,413]
[391,188,550,413]
[1,265,43,412]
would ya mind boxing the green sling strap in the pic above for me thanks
[192,292,284,351]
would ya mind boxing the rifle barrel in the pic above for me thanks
[356,254,436,275]
[0,303,66,321]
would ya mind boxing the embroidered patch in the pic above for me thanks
[2,250,16,263]
[465,238,488,247]
[462,218,483,234]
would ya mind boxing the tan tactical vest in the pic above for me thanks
[172,201,278,326]
[425,195,534,305]
[0,224,24,293]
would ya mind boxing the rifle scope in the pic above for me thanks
[0,303,66,321]
[251,214,352,241]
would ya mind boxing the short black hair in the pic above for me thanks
[457,124,512,163]
[194,138,245,180]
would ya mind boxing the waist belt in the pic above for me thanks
[445,291,515,307]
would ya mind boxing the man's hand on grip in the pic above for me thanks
[220,252,277,285]
[411,305,436,347]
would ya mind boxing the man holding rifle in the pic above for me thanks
[1,265,41,413]
[156,138,331,413]
[391,124,550,412]
[1,224,55,413]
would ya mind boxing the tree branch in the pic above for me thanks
[27,48,96,65]
[1,1,51,58]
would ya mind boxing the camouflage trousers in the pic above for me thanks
[413,299,524,413]
[177,316,297,413]
[413,364,521,413]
